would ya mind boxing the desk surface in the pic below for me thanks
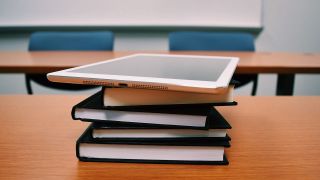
[0,95,319,179]
[0,51,320,74]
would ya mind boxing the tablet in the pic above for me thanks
[47,54,239,94]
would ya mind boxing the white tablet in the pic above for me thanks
[47,54,239,94]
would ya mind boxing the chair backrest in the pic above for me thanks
[169,31,257,95]
[26,31,114,94]
[29,31,114,51]
[169,31,255,51]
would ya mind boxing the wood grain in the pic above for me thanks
[0,95,320,179]
[0,51,319,74]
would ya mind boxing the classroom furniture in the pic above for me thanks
[26,31,114,94]
[169,31,258,95]
[0,95,319,179]
[0,51,319,95]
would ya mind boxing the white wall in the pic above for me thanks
[0,0,262,28]
[255,0,320,95]
[0,0,319,95]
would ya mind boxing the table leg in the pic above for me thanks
[276,74,295,95]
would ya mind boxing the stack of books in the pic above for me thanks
[72,84,236,165]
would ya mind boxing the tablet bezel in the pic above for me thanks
[47,54,239,93]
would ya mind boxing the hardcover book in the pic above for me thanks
[76,125,230,165]
[72,91,236,128]
[91,122,231,142]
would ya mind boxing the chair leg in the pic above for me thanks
[251,76,258,96]
[25,75,33,95]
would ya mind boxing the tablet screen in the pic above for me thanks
[69,55,231,82]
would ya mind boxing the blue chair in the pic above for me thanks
[169,31,258,95]
[27,31,114,94]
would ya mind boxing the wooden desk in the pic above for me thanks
[0,95,319,179]
[1,51,320,95]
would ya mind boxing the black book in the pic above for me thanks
[76,125,230,165]
[72,91,236,129]
[91,123,231,143]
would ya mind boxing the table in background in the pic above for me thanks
[0,51,320,95]
[0,95,319,179]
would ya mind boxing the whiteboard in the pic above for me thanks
[0,0,262,28]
